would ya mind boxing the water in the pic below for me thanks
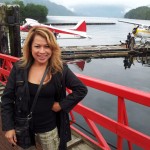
[47,16,150,149]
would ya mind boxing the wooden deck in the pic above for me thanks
[61,44,150,60]
[0,83,98,150]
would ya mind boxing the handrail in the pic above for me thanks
[0,53,19,62]
[0,53,150,149]
[76,73,150,107]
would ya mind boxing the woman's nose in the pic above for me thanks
[39,47,45,53]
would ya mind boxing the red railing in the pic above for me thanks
[0,53,150,150]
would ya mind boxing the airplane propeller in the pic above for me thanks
[132,25,139,34]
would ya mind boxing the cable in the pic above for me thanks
[70,120,117,149]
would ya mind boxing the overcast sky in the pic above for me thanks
[50,0,150,11]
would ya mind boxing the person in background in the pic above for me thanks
[126,32,131,48]
[1,27,88,150]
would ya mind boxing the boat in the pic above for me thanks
[0,53,150,149]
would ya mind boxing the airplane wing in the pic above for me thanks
[41,24,88,38]
[118,20,150,28]
[118,20,141,26]
[25,18,39,24]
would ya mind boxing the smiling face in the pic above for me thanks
[31,34,52,66]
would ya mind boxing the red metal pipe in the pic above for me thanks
[84,117,110,149]
[76,73,150,107]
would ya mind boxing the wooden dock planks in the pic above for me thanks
[61,44,150,60]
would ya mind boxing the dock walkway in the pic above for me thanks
[61,44,150,60]
[0,83,97,150]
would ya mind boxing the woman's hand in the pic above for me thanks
[52,102,61,112]
[5,129,17,146]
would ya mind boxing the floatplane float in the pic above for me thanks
[20,18,90,39]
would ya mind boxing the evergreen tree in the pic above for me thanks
[11,0,48,22]
[124,6,150,20]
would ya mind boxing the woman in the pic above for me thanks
[1,27,88,150]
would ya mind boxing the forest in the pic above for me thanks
[7,0,48,22]
[124,6,150,20]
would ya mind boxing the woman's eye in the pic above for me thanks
[34,46,39,48]
[45,45,50,48]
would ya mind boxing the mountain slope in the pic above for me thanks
[23,0,76,16]
[73,4,125,17]
[0,0,126,18]
[0,0,76,16]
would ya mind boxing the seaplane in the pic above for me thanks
[20,18,89,39]
[118,20,150,48]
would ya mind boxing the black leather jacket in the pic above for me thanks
[1,62,88,149]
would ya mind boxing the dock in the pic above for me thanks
[61,44,150,60]
[47,22,116,26]
[0,83,98,150]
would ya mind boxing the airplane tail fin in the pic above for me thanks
[71,20,87,32]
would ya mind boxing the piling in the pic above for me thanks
[0,3,9,54]
[0,3,21,57]
[7,4,21,57]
